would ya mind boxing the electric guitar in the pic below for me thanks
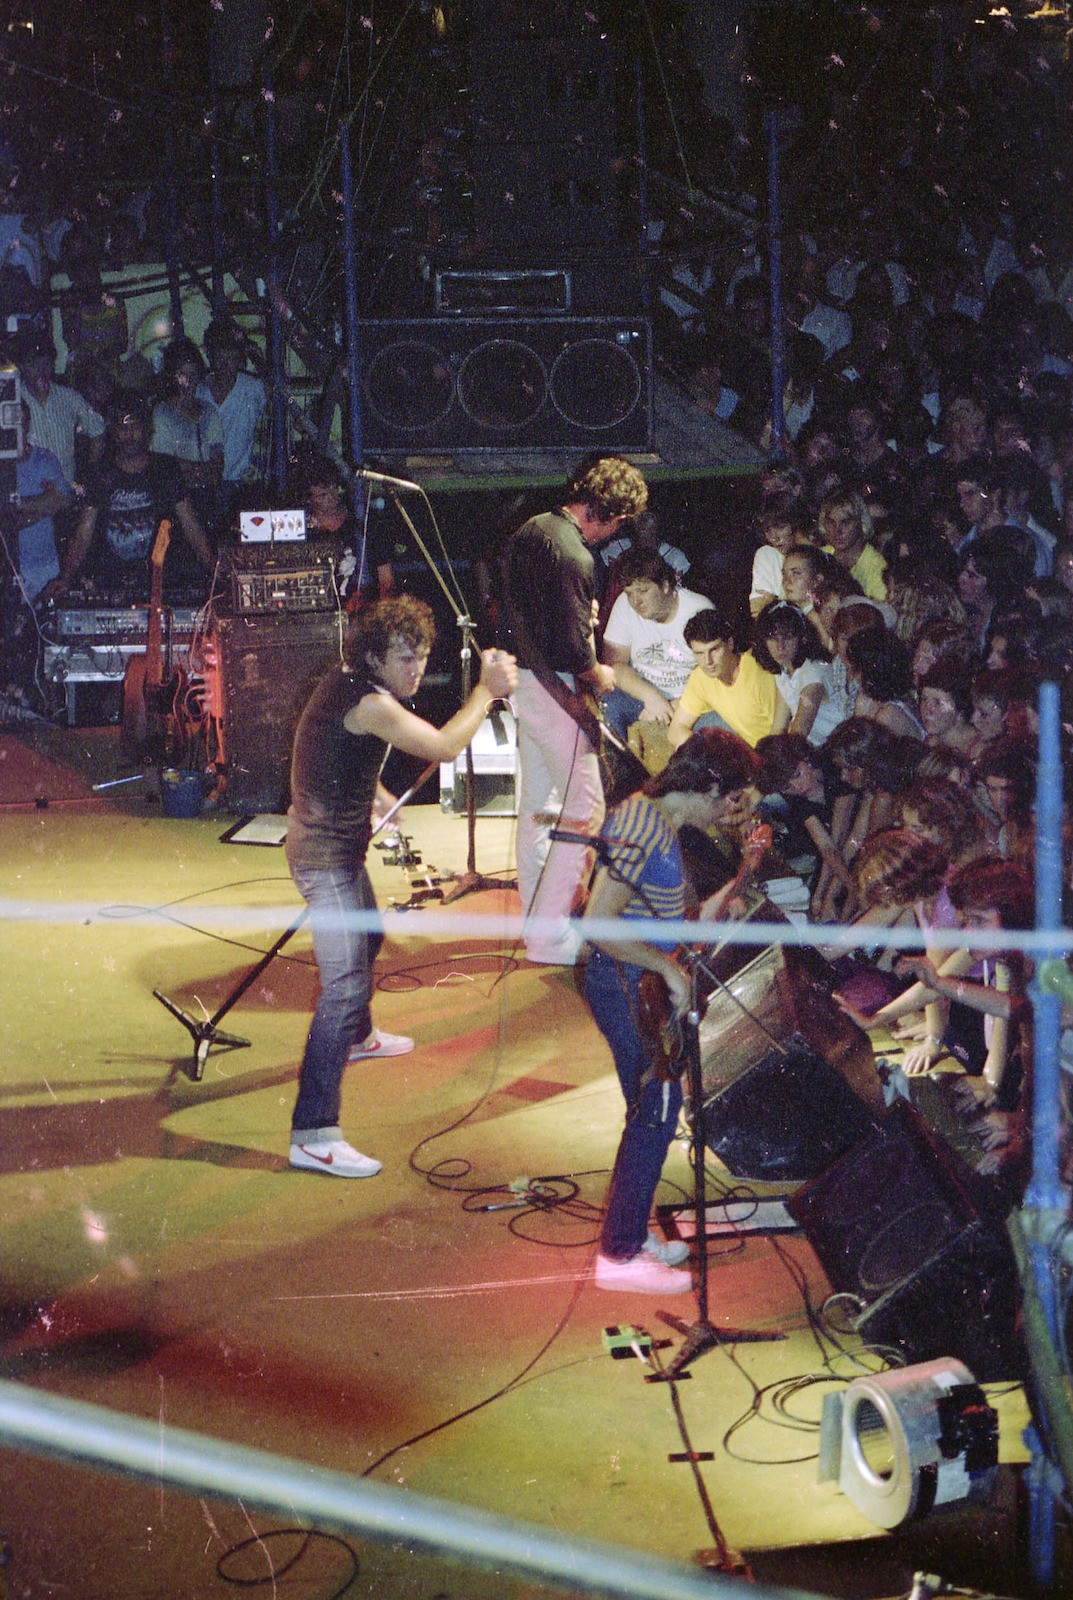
[637,820,773,1078]
[121,519,187,761]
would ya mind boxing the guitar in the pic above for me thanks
[121,519,188,761]
[637,820,773,1078]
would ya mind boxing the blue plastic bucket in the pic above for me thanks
[161,768,204,819]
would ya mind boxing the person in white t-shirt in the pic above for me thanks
[600,547,710,740]
[750,498,814,617]
[751,601,848,745]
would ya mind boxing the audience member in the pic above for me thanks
[44,393,212,602]
[667,607,778,750]
[599,546,709,743]
[18,330,104,485]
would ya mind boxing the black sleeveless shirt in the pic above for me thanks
[285,666,389,872]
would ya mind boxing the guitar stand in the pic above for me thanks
[645,949,785,1382]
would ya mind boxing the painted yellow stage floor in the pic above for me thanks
[0,727,1058,1600]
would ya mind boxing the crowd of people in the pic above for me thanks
[0,309,403,707]
[584,430,1073,1216]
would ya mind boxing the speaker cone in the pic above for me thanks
[364,339,454,432]
[456,338,548,429]
[549,335,642,429]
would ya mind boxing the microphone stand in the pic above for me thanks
[154,762,438,1082]
[576,831,780,1372]
[647,947,784,1382]
[372,476,515,904]
[441,613,511,902]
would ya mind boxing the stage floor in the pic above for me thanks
[0,725,1061,1600]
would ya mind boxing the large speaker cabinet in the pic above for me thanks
[789,1101,1023,1381]
[358,316,652,453]
[208,612,344,814]
[469,10,625,253]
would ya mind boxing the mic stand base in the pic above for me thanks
[648,953,785,1379]
[440,868,514,904]
[647,1311,784,1381]
[153,989,251,1083]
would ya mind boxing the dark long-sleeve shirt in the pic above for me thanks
[501,509,596,677]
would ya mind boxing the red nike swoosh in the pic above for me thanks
[298,1147,333,1165]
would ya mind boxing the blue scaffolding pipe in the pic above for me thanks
[765,108,786,460]
[1028,677,1065,1221]
[1021,678,1067,1588]
[160,0,184,336]
[0,1381,820,1600]
[339,121,364,467]
[207,13,226,318]
[262,70,288,494]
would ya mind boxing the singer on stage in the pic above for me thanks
[285,596,516,1179]
[501,454,649,966]
[582,728,761,1294]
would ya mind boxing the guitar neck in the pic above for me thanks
[145,519,172,691]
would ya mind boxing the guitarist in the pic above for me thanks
[582,728,761,1295]
[501,454,649,966]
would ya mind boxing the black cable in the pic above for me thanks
[360,1249,592,1480]
[216,1527,358,1597]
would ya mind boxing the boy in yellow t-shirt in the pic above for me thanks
[667,608,779,749]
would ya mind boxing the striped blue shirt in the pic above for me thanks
[602,793,686,937]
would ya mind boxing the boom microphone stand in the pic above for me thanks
[441,613,512,902]
[356,468,515,903]
[154,761,437,1081]
[559,828,781,1372]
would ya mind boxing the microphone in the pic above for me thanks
[548,827,603,848]
[353,465,423,492]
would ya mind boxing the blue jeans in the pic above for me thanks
[584,948,683,1260]
[288,861,382,1136]
[600,687,644,742]
[693,709,733,733]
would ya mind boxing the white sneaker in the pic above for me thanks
[645,1230,690,1267]
[348,1029,414,1062]
[594,1251,692,1294]
[289,1138,382,1178]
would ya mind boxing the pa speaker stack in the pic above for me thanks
[358,316,651,453]
[364,0,649,455]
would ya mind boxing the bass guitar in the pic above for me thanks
[637,820,773,1078]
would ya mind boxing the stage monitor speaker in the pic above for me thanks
[359,316,651,452]
[789,1101,1023,1381]
[694,941,885,1183]
[209,612,344,814]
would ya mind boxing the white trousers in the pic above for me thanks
[512,669,605,962]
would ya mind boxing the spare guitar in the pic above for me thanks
[637,819,773,1079]
[121,519,189,762]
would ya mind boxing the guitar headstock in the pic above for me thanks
[150,519,172,570]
